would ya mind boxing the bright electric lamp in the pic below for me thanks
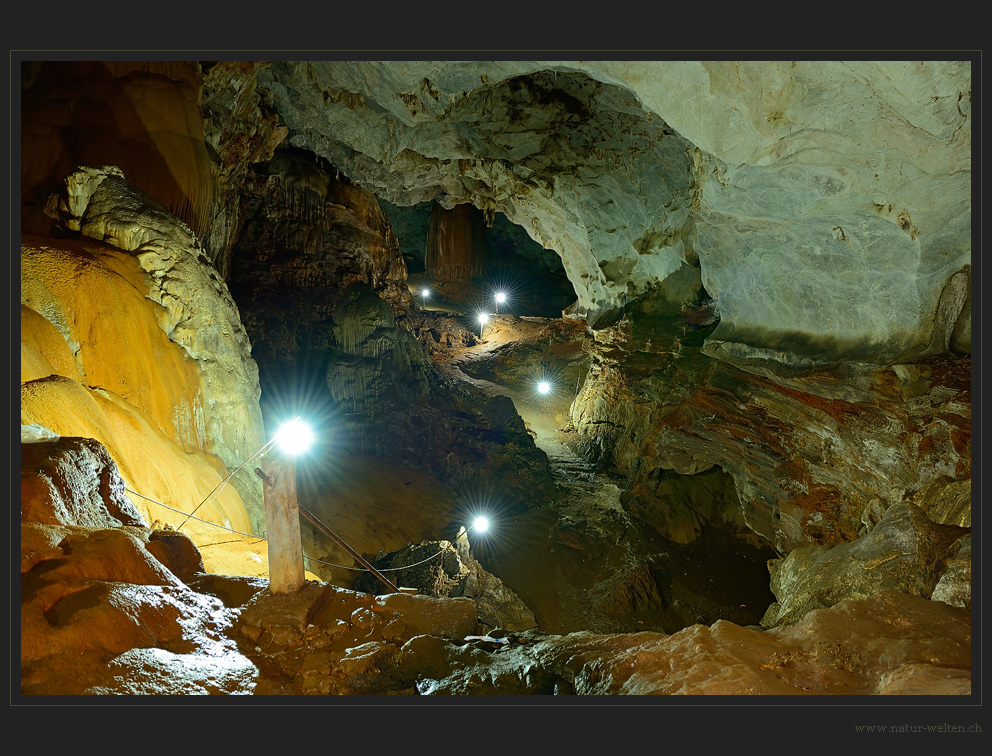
[495,292,507,304]
[274,418,315,455]
[537,381,551,395]
[478,313,490,325]
[421,288,430,298]
[472,516,490,533]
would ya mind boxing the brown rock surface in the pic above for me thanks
[762,502,970,627]
[520,590,970,695]
[17,337,971,697]
[569,298,971,553]
[20,436,146,529]
[20,61,212,239]
[425,201,489,284]
[353,537,538,632]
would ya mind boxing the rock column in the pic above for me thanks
[425,202,489,283]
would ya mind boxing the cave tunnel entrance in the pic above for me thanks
[382,199,576,319]
[479,460,779,636]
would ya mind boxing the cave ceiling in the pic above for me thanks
[243,59,971,370]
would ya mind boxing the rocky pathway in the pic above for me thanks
[424,310,779,636]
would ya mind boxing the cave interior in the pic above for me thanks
[16,58,974,699]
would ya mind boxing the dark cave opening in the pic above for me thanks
[383,199,576,319]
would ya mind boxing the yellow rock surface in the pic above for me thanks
[20,237,315,580]
[22,238,206,452]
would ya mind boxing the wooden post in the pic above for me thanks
[257,457,305,594]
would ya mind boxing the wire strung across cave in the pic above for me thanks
[172,436,281,533]
[123,486,451,574]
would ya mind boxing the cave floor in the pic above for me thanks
[294,302,778,636]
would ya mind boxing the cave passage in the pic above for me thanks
[232,200,778,636]
[430,310,778,634]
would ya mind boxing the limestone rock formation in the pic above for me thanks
[229,147,413,366]
[761,502,970,627]
[425,201,489,285]
[20,62,214,241]
[568,294,971,553]
[517,590,971,695]
[254,61,970,370]
[43,166,265,466]
[930,535,972,611]
[20,436,146,530]
[19,452,970,696]
[17,58,972,703]
[353,537,538,632]
[327,282,556,506]
[198,61,290,274]
[20,232,265,547]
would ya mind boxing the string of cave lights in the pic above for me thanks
[126,287,552,579]
[123,416,492,576]
[425,285,556,397]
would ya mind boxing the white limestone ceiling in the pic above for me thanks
[254,60,971,370]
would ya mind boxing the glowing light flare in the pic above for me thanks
[421,288,430,298]
[494,291,507,304]
[274,418,315,456]
[477,312,490,325]
[537,381,551,395]
[472,516,490,533]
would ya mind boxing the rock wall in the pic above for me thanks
[20,60,292,281]
[26,164,267,534]
[327,283,556,507]
[19,239,264,561]
[425,201,489,283]
[21,59,971,374]
[569,293,971,554]
[229,147,413,376]
[224,147,556,513]
[198,61,289,276]
[21,61,214,243]
[761,502,969,627]
[20,449,971,696]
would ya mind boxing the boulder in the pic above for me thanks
[20,436,146,529]
[761,502,969,627]
[354,537,538,632]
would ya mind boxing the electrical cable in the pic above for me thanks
[124,485,463,574]
[174,436,279,532]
